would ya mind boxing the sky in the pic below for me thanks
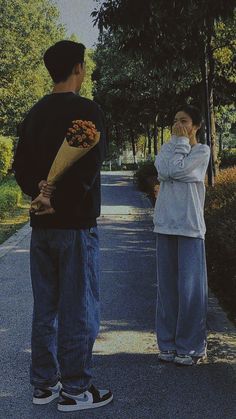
[54,0,101,48]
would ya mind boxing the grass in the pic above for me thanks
[0,176,30,245]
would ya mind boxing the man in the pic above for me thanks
[13,40,113,412]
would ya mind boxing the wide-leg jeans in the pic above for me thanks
[30,227,100,395]
[156,233,208,357]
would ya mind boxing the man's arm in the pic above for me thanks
[12,119,40,197]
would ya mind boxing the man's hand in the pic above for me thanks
[38,180,56,198]
[172,122,189,138]
[30,195,55,216]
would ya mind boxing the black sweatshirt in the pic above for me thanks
[13,92,107,229]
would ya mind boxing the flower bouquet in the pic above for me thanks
[30,120,100,212]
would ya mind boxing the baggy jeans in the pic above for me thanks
[30,227,100,395]
[156,233,208,357]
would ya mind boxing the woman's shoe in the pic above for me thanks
[158,350,176,362]
[174,354,206,366]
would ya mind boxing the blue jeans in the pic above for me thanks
[156,234,208,357]
[30,227,100,395]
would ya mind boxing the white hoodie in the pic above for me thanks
[153,135,210,239]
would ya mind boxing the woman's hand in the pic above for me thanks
[172,122,189,138]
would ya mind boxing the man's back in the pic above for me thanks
[13,92,106,229]
[13,40,113,412]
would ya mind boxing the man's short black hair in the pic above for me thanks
[44,40,86,83]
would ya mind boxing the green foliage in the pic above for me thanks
[0,0,66,136]
[215,104,236,150]
[69,33,95,100]
[92,0,236,159]
[80,49,96,100]
[213,13,236,84]
[0,178,22,218]
[219,149,236,168]
[0,136,14,180]
[205,167,236,321]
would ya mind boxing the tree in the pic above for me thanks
[0,0,65,136]
[69,33,96,100]
[93,0,236,183]
[215,105,236,152]
[93,30,197,158]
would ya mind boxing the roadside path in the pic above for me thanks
[0,171,235,418]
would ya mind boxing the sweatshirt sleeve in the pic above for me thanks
[12,119,40,197]
[154,143,172,181]
[50,105,107,213]
[169,139,210,182]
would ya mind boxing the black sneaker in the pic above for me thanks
[33,382,62,404]
[57,384,113,412]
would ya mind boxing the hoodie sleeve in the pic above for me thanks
[154,142,173,181]
[169,141,210,182]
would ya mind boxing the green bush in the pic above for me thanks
[0,136,14,180]
[134,161,158,191]
[205,167,236,322]
[0,178,22,218]
[134,161,158,203]
[219,149,236,169]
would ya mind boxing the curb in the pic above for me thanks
[0,222,31,259]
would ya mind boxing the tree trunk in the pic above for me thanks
[208,39,219,177]
[144,134,147,159]
[153,117,158,155]
[209,91,219,175]
[161,126,164,145]
[131,130,137,164]
[200,23,214,186]
[219,131,222,155]
[146,124,152,159]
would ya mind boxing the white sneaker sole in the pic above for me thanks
[33,383,62,404]
[57,394,113,412]
[174,356,207,366]
[33,392,60,405]
[158,355,175,362]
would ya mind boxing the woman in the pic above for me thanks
[154,105,210,366]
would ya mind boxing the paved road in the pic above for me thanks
[0,171,236,419]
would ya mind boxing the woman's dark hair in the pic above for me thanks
[44,40,85,83]
[175,104,203,127]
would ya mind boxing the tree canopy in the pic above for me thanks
[92,0,236,169]
[0,0,66,136]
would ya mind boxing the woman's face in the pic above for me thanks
[173,111,198,135]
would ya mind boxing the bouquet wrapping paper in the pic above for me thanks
[31,120,100,211]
